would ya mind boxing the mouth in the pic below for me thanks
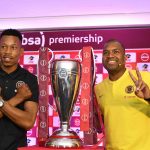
[3,56,12,62]
[107,60,117,65]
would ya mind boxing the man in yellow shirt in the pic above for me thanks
[94,39,150,150]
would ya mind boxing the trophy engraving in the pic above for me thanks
[45,59,83,148]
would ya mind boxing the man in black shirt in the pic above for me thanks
[0,29,39,150]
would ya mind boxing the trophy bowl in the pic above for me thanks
[45,59,83,148]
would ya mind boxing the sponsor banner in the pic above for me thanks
[137,63,150,71]
[23,65,37,74]
[15,27,150,51]
[27,137,37,146]
[136,51,150,62]
[125,52,136,62]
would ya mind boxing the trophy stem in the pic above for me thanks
[61,122,69,132]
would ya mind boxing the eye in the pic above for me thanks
[11,45,18,50]
[103,50,109,56]
[0,45,7,49]
[113,49,120,54]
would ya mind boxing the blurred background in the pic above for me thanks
[0,0,150,30]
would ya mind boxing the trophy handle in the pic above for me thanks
[78,49,82,62]
[91,48,96,85]
[47,49,58,112]
[48,48,54,69]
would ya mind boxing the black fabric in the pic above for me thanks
[0,65,39,150]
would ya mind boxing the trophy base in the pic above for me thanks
[45,128,83,148]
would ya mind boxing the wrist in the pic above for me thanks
[15,94,23,101]
[144,97,150,101]
[0,98,5,108]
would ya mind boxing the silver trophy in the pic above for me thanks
[45,59,83,148]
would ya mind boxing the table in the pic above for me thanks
[18,146,104,150]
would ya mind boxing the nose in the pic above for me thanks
[4,47,11,54]
[107,51,115,57]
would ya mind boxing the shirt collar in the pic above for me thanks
[0,65,22,79]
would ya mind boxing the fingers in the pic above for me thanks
[135,66,142,81]
[128,67,143,92]
[18,83,29,90]
[136,80,146,93]
[16,83,32,99]
[17,84,31,94]
[140,81,146,91]
[23,84,31,94]
[129,70,137,84]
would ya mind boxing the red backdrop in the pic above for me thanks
[15,27,150,146]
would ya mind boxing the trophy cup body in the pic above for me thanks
[45,59,83,148]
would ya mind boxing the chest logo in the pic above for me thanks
[125,85,134,93]
[16,81,25,88]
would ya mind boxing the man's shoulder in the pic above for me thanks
[140,70,150,79]
[19,67,37,80]
[130,69,150,76]
[20,66,35,75]
[94,77,108,88]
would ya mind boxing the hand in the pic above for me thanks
[129,67,150,99]
[15,84,32,101]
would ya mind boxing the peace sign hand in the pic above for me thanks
[129,67,150,100]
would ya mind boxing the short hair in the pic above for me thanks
[104,39,125,51]
[0,29,22,42]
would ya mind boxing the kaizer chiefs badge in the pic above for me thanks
[125,85,134,93]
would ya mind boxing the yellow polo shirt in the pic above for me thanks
[94,69,150,150]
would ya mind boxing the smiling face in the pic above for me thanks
[0,35,24,73]
[102,40,126,74]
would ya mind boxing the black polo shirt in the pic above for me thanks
[0,65,39,150]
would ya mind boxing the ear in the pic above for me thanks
[124,54,127,61]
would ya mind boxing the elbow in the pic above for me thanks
[26,124,34,131]
[23,121,35,131]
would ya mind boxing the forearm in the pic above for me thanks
[0,95,25,119]
[0,112,3,118]
[0,101,38,130]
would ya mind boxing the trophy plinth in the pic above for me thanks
[45,123,83,148]
[45,59,83,148]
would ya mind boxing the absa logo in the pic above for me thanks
[22,32,45,47]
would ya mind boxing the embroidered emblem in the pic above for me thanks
[125,85,134,93]
[15,81,25,92]
[16,81,25,88]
